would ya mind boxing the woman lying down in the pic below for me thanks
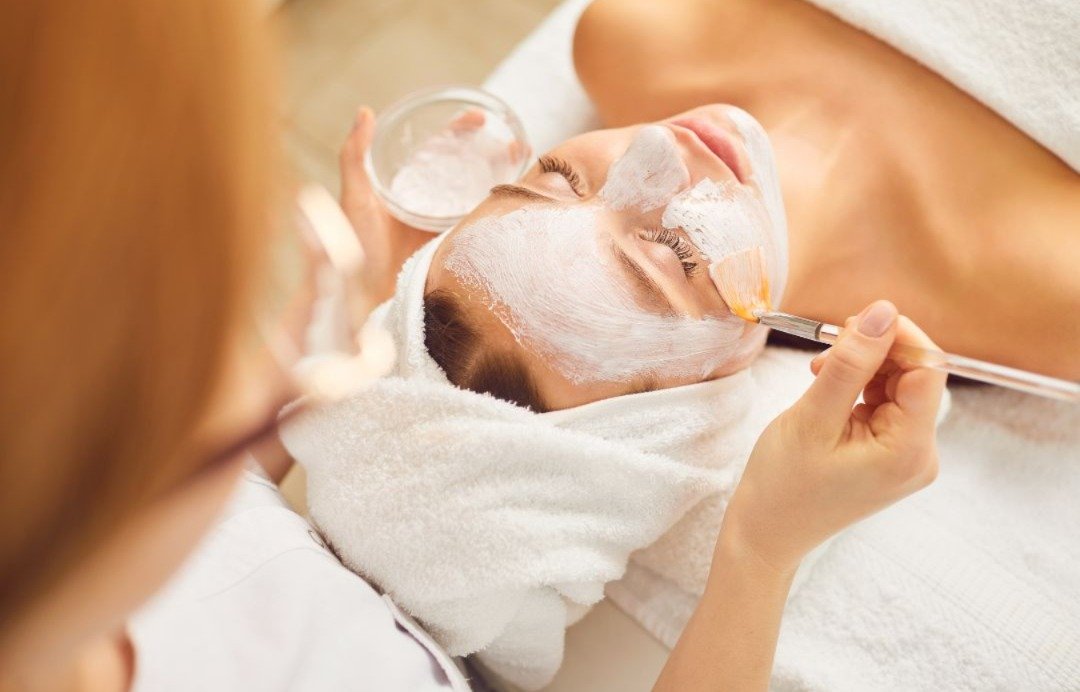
[282,3,1080,689]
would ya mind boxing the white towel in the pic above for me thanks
[769,387,1080,691]
[281,232,784,690]
[281,219,867,689]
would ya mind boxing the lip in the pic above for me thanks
[670,118,750,184]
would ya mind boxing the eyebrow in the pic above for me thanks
[612,244,674,312]
[489,183,556,203]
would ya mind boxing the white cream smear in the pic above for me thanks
[446,112,788,385]
[599,124,689,212]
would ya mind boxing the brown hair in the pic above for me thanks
[0,0,273,630]
[423,289,547,412]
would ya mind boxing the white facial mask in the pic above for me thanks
[446,206,750,384]
[725,106,789,300]
[444,111,787,385]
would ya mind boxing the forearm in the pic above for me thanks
[653,527,797,692]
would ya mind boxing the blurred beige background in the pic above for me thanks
[277,0,561,194]
[274,0,561,509]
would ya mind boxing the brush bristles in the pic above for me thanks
[709,247,772,322]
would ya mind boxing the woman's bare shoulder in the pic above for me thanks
[573,0,753,125]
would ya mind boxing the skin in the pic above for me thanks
[573,0,1080,380]
[425,107,770,410]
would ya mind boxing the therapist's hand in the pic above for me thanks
[657,301,946,692]
[339,106,432,307]
[722,300,947,573]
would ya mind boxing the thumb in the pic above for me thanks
[354,106,376,150]
[799,300,899,429]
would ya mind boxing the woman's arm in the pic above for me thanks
[656,527,796,691]
[657,301,947,690]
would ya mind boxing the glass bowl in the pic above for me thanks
[364,86,531,233]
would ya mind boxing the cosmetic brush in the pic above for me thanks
[709,247,1080,403]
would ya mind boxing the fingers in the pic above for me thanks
[354,105,376,149]
[887,317,948,430]
[340,106,379,217]
[340,106,375,183]
[449,108,485,133]
[809,347,830,376]
[799,300,899,430]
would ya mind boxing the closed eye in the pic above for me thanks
[538,155,584,196]
[640,227,700,277]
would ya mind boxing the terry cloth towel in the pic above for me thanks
[280,229,845,690]
[768,387,1080,691]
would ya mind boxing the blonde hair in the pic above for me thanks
[0,0,275,629]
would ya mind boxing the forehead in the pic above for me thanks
[423,214,633,408]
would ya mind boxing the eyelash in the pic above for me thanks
[538,155,584,195]
[640,227,699,277]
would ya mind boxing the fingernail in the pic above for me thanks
[857,301,897,337]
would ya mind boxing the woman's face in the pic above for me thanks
[426,105,788,409]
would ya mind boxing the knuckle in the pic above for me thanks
[824,344,871,384]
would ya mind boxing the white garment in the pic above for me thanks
[128,467,472,692]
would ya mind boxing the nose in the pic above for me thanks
[599,124,690,213]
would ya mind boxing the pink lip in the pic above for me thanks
[670,118,749,184]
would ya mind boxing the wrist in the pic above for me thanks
[358,268,395,308]
[713,517,801,586]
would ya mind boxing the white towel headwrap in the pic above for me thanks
[281,232,747,689]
